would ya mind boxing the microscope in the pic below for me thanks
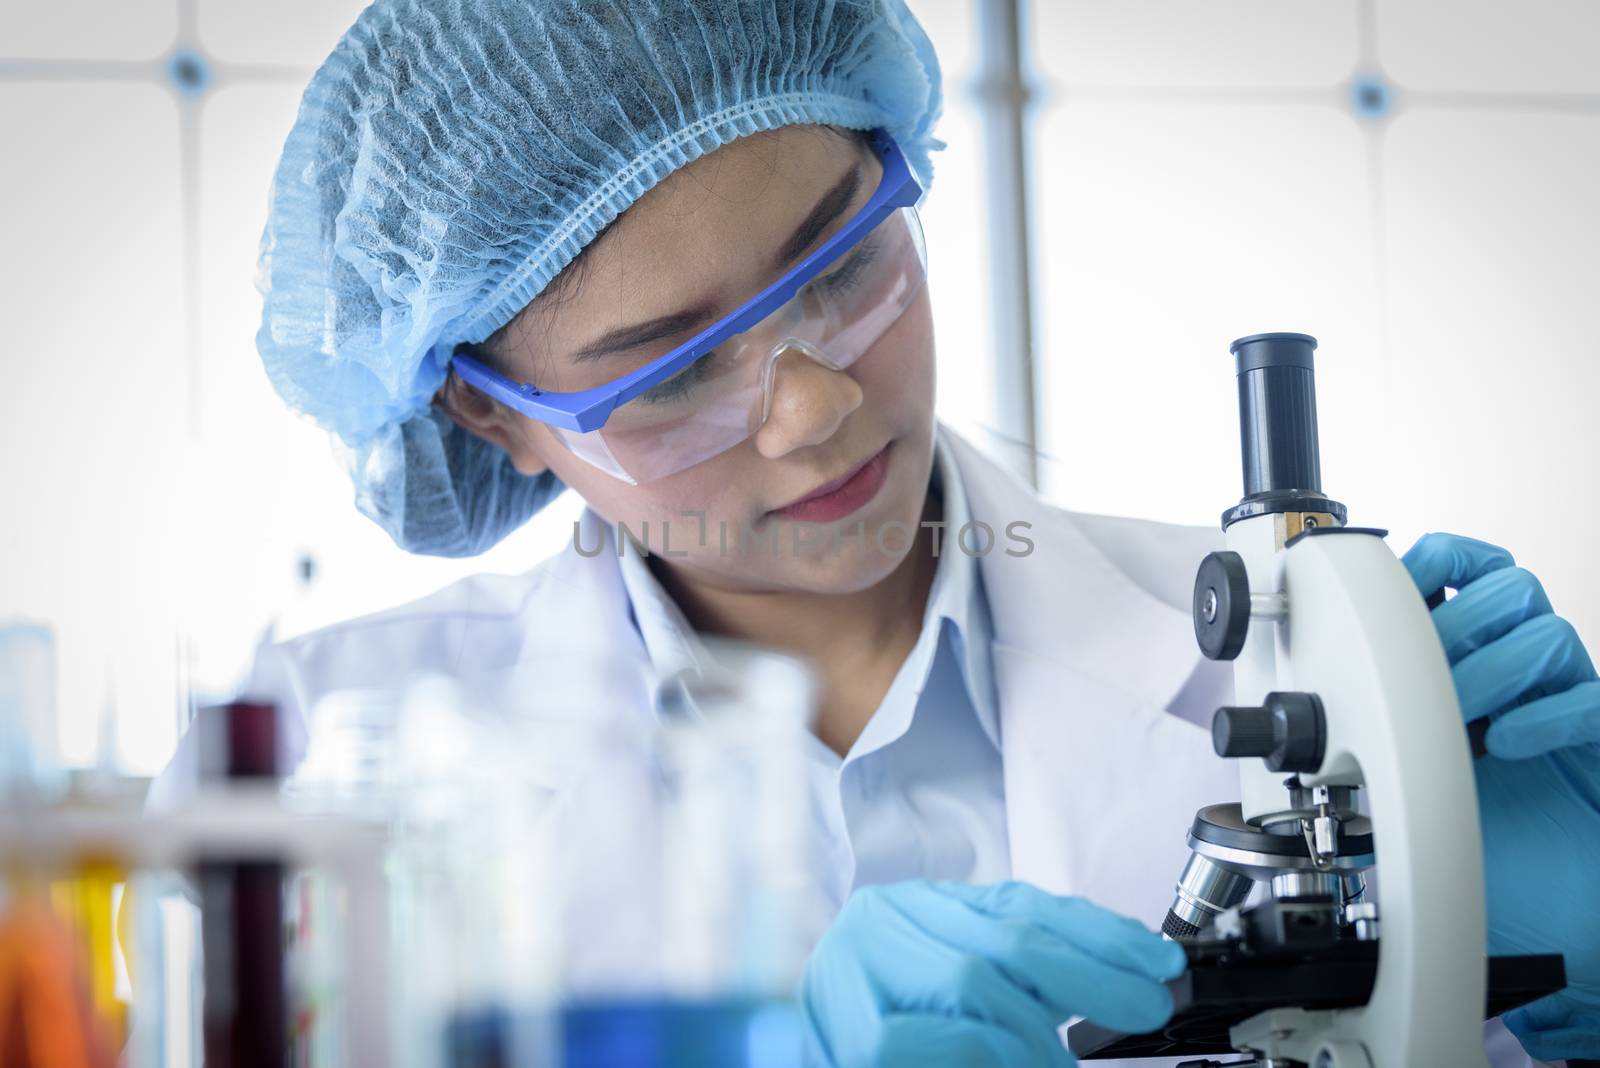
[1066,333,1567,1068]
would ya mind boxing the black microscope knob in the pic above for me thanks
[1193,550,1251,661]
[1212,692,1327,773]
[1212,705,1276,758]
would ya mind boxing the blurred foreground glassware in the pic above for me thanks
[538,638,821,1068]
[0,894,119,1068]
[413,645,660,1068]
[195,701,289,1068]
[0,621,65,801]
[380,636,819,1067]
[6,630,826,1067]
[657,639,823,1000]
[283,653,649,1068]
[1,621,134,1064]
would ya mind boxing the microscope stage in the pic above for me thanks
[1065,940,1565,1060]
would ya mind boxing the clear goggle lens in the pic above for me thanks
[552,206,928,484]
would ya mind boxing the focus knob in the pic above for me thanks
[1212,705,1276,759]
[1211,692,1327,773]
[1193,551,1251,660]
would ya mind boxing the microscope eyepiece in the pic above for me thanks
[1230,331,1318,372]
[1222,332,1347,530]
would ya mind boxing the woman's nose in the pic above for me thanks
[752,346,863,459]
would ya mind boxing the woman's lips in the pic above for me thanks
[770,443,892,523]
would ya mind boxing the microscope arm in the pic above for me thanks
[1222,525,1489,1068]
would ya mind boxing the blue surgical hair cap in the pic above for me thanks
[255,0,944,556]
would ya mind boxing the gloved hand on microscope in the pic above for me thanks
[801,881,1183,1067]
[1404,532,1600,1062]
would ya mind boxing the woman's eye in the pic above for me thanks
[635,350,720,405]
[811,237,882,296]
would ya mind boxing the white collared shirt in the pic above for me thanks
[616,430,1010,910]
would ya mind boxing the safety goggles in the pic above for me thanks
[450,128,927,484]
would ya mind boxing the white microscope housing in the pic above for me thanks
[1067,333,1566,1068]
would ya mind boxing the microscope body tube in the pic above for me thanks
[1236,334,1322,500]
[1221,333,1346,532]
[1224,334,1352,823]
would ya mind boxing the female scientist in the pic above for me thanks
[154,0,1600,1063]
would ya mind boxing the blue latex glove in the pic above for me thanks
[800,880,1184,1068]
[1403,532,1600,1061]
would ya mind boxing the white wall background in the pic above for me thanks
[1023,0,1598,674]
[0,0,1594,774]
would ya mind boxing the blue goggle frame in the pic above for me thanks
[450,128,923,434]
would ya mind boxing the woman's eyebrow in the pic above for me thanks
[570,161,864,363]
[773,162,863,270]
[571,304,720,363]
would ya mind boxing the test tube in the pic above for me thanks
[197,700,287,1068]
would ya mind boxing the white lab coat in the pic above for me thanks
[148,425,1541,1065]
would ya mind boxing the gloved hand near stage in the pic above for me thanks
[800,880,1184,1067]
[1403,532,1600,1061]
